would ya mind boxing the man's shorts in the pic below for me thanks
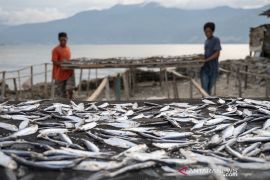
[55,74,75,98]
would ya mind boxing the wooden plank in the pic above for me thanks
[87,77,108,101]
[1,71,6,100]
[122,72,130,100]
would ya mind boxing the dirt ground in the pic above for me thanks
[98,73,268,101]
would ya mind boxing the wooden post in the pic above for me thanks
[44,63,48,98]
[159,67,163,88]
[189,78,193,99]
[50,78,55,99]
[78,68,83,95]
[86,69,91,95]
[122,71,130,100]
[172,74,179,99]
[1,71,6,100]
[17,70,21,98]
[114,74,121,101]
[131,68,136,93]
[266,78,270,98]
[226,70,230,85]
[237,68,242,97]
[244,65,248,89]
[213,81,217,96]
[13,78,18,100]
[164,70,170,99]
[95,69,98,88]
[30,66,33,97]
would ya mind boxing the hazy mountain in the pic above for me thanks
[0,3,269,44]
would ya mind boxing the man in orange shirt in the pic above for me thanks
[52,32,75,99]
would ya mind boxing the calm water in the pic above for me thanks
[0,44,249,87]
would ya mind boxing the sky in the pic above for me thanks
[0,0,269,25]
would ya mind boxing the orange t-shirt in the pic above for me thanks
[51,45,73,80]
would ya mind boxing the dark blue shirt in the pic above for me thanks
[202,36,222,74]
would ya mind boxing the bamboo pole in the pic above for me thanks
[1,71,6,100]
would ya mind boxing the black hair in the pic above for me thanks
[58,32,67,39]
[204,22,215,32]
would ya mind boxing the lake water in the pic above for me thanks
[0,44,249,87]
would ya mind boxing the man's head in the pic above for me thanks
[204,22,215,39]
[58,32,68,47]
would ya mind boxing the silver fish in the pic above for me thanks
[78,122,97,131]
[19,119,30,130]
[0,151,17,169]
[263,119,270,129]
[233,122,247,137]
[59,133,73,144]
[0,122,18,132]
[39,128,68,136]
[222,125,234,140]
[81,139,100,152]
[104,137,137,149]
[242,142,261,155]
[11,124,38,137]
[74,160,124,171]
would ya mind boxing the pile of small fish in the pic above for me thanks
[0,98,270,179]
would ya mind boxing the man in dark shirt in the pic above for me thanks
[200,22,222,95]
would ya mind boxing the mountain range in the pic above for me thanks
[0,3,269,44]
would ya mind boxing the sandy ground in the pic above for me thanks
[126,73,268,101]
[2,71,268,101]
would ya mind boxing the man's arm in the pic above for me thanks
[52,48,61,66]
[205,51,220,62]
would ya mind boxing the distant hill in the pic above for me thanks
[0,3,269,44]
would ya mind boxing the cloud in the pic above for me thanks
[0,0,269,25]
[0,8,66,25]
